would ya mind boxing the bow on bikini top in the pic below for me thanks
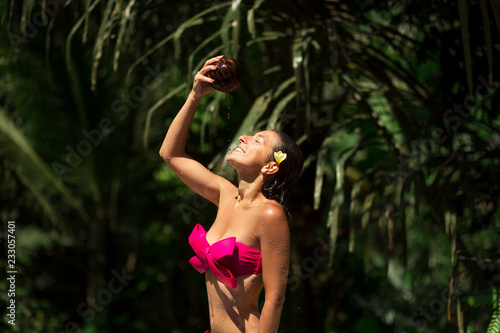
[188,224,262,289]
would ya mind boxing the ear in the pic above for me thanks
[261,161,279,175]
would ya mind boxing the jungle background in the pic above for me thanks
[0,0,499,332]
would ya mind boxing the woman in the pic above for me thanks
[159,55,303,333]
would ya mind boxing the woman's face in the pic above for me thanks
[226,130,280,171]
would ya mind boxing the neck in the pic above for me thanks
[236,174,265,203]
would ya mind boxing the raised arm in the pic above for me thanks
[257,204,290,333]
[159,56,229,205]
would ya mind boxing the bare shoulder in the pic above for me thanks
[261,202,287,222]
[258,202,289,236]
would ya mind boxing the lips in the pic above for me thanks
[234,147,245,153]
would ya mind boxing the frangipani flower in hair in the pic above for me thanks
[274,151,287,165]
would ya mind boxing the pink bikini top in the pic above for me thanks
[188,224,262,289]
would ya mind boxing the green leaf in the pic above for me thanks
[113,0,136,71]
[142,83,187,148]
[267,91,296,130]
[90,0,117,90]
[445,210,457,264]
[65,0,100,130]
[458,0,473,96]
[246,0,265,38]
[488,288,500,333]
[0,109,90,227]
[126,2,231,80]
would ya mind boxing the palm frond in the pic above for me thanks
[0,109,90,227]
[458,0,474,96]
[488,288,500,333]
[126,2,231,81]
[113,0,136,71]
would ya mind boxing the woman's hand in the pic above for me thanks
[159,54,230,206]
[191,55,224,98]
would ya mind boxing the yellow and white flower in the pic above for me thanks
[274,151,287,165]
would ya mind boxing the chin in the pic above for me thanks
[226,153,237,162]
[225,153,235,164]
[226,153,242,168]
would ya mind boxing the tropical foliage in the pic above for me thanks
[1,0,499,332]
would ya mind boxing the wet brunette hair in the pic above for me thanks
[262,130,304,221]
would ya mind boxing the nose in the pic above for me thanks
[239,135,247,143]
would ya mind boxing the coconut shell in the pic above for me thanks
[206,58,241,93]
